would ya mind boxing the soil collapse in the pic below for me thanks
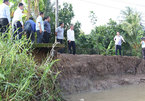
[33,49,145,95]
[55,54,145,95]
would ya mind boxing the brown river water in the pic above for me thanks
[65,84,145,101]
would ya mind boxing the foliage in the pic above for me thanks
[121,7,144,56]
[76,19,120,55]
[89,11,97,26]
[76,7,144,57]
[0,32,62,101]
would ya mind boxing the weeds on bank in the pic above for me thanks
[0,31,62,101]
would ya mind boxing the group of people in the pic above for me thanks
[0,0,76,55]
[1,0,145,58]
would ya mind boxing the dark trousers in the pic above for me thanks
[57,39,64,53]
[13,21,23,39]
[26,31,35,43]
[115,45,121,55]
[0,18,9,34]
[142,48,145,59]
[43,32,50,43]
[68,41,76,55]
[37,30,44,43]
[57,39,63,44]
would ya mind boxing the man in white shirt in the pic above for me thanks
[114,32,125,55]
[141,37,145,59]
[55,22,64,44]
[12,3,24,39]
[0,0,10,34]
[67,24,76,55]
[36,12,44,43]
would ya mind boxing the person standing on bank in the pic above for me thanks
[114,32,125,55]
[12,3,24,40]
[55,22,64,44]
[24,17,36,43]
[67,24,76,55]
[43,16,51,43]
[141,38,145,60]
[0,0,10,34]
[36,12,44,43]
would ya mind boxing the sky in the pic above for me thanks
[52,0,145,34]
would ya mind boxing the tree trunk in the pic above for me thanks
[35,0,39,18]
[27,0,31,19]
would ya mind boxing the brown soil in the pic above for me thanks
[54,54,145,95]
[32,48,50,64]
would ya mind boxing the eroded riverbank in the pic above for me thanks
[55,54,145,95]
[33,51,145,100]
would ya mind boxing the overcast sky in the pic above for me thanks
[52,0,145,34]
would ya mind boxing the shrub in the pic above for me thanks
[0,32,62,101]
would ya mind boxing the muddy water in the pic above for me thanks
[65,84,145,101]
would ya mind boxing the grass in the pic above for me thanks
[0,31,63,101]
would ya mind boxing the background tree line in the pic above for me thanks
[0,0,144,57]
[76,7,145,58]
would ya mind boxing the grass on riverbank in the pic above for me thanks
[0,32,62,101]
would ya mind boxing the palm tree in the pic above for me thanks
[121,7,144,55]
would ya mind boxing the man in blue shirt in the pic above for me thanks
[55,22,64,44]
[43,16,51,43]
[25,17,36,43]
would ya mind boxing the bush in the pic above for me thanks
[0,32,62,101]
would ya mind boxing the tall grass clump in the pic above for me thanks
[0,31,62,101]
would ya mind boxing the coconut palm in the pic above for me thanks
[121,7,144,56]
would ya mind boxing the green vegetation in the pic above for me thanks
[0,33,62,100]
[33,43,64,48]
[0,0,144,99]
[76,7,144,57]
